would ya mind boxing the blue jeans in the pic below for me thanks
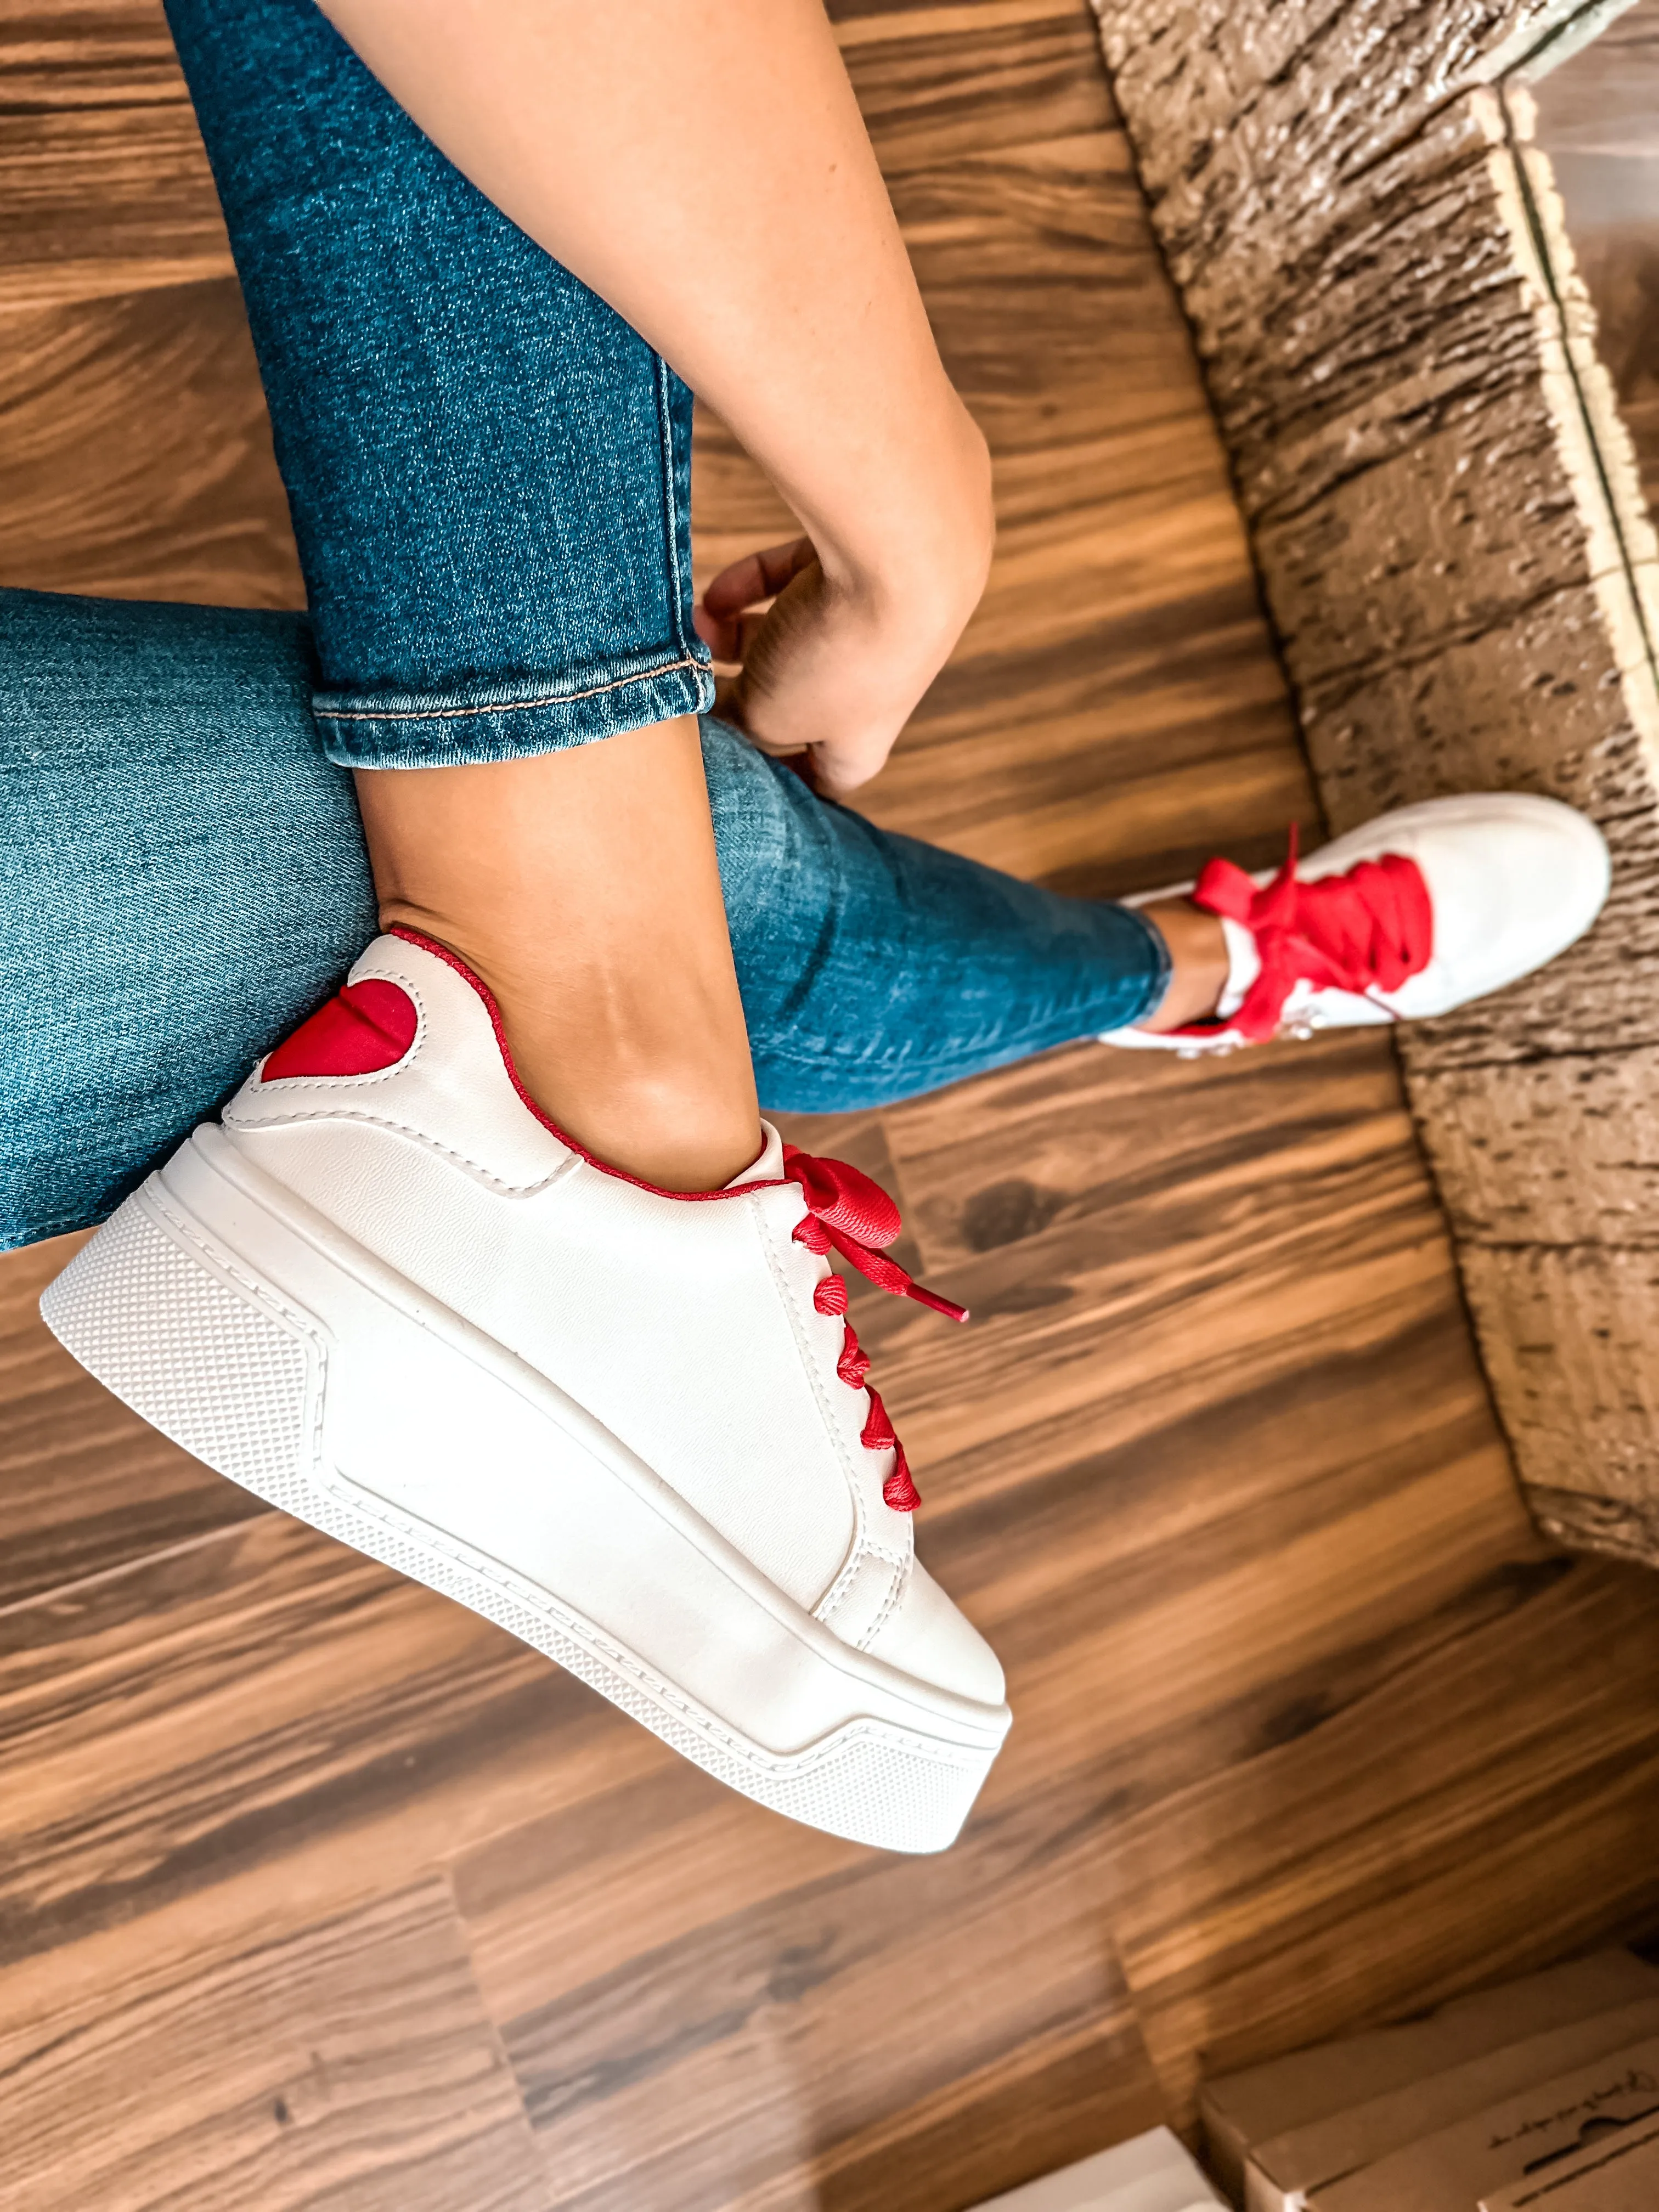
[0,0,1169,1251]
[163,0,714,768]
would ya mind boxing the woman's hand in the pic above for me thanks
[697,517,990,799]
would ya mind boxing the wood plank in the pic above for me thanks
[472,1771,1164,2211]
[0,104,228,308]
[1,1876,549,2212]
[0,3,228,308]
[0,1506,665,1971]
[0,281,302,606]
[1101,1553,1659,2119]
[834,1036,1458,1467]
[834,1,1112,178]
[1,0,190,110]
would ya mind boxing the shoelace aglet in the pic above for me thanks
[883,1448,922,1514]
[785,1147,966,1513]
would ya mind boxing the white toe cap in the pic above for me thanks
[863,1558,1006,1708]
[1311,793,1610,1019]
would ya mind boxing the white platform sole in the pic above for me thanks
[41,1129,1009,1854]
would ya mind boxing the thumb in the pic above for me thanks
[808,728,897,799]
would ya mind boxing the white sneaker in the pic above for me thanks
[42,930,1009,1853]
[1102,793,1610,1054]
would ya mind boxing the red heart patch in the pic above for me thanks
[261,977,419,1081]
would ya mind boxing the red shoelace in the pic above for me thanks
[782,1143,967,1514]
[1178,827,1434,1043]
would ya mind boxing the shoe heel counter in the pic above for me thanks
[224,934,575,1193]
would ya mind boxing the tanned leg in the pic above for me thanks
[1135,899,1229,1033]
[354,716,761,1193]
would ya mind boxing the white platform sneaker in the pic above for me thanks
[1101,793,1611,1053]
[42,929,1010,1853]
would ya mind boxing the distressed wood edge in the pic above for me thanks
[1499,0,1646,82]
[1526,1482,1659,1564]
[1410,111,1659,1549]
[1502,87,1659,716]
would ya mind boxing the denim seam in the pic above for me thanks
[753,1009,1155,1077]
[654,354,695,663]
[764,924,1169,1068]
[4,1211,97,1250]
[319,654,706,723]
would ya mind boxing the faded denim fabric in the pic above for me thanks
[163,0,713,767]
[0,591,1166,1249]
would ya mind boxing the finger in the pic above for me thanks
[716,668,808,757]
[701,536,815,617]
[693,601,743,661]
[695,599,796,666]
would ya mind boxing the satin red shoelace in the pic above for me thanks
[1178,826,1434,1043]
[782,1143,967,1514]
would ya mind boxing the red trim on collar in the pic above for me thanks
[385,925,778,1204]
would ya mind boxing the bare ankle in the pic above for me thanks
[375,917,763,1192]
[1136,899,1231,1033]
[483,950,762,1190]
[517,1059,763,1191]
[353,723,764,1193]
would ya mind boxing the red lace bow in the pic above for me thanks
[1183,826,1434,1043]
[782,1144,968,1514]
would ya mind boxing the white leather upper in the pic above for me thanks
[223,935,1002,1706]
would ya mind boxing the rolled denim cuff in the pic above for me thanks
[314,651,715,769]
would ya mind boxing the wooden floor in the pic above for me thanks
[4,4,1659,2208]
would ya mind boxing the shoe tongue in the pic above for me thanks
[724,1122,785,1189]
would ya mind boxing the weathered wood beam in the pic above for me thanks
[1092,0,1659,1565]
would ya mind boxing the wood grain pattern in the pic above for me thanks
[1102,1550,1659,2112]
[0,103,228,306]
[3,1,1658,2206]
[480,1768,1164,2211]
[0,2,228,308]
[0,283,303,606]
[1,1878,549,2212]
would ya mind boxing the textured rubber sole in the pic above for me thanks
[41,1141,1008,1853]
